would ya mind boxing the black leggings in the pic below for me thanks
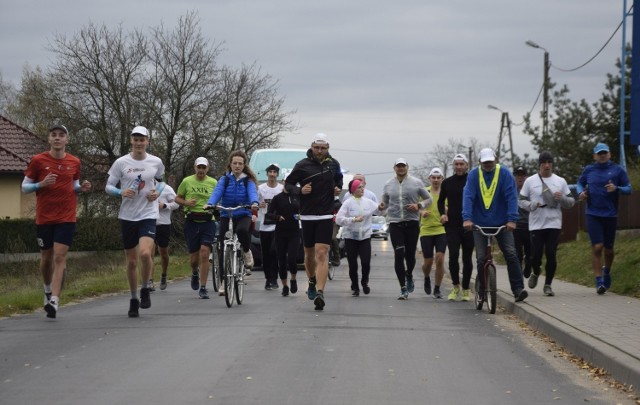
[388,221,420,287]
[530,228,561,285]
[345,238,372,290]
[275,229,300,279]
[444,226,474,289]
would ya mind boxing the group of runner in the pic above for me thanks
[23,125,631,318]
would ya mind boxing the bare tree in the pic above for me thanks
[0,71,17,118]
[418,137,485,179]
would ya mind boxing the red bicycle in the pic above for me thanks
[473,225,506,314]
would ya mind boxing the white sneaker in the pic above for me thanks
[44,299,58,319]
[244,250,254,268]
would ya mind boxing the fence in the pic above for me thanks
[560,193,639,243]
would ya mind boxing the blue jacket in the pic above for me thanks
[576,161,631,217]
[462,165,519,226]
[207,172,259,218]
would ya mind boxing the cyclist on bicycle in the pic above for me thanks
[206,150,259,278]
[462,148,528,303]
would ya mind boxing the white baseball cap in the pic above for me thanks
[453,153,468,163]
[429,167,443,177]
[131,126,150,137]
[478,148,496,162]
[195,157,209,167]
[394,158,408,166]
[312,133,329,145]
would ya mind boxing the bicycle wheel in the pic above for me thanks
[328,262,335,280]
[486,263,497,314]
[210,243,219,292]
[224,245,235,307]
[474,273,483,310]
[235,249,244,305]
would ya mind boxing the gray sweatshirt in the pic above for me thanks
[381,175,432,223]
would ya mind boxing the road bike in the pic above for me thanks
[206,204,253,307]
[473,225,506,314]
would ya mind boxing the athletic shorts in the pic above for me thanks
[586,215,618,249]
[155,224,171,248]
[301,219,333,248]
[184,220,216,253]
[120,219,157,250]
[36,222,76,250]
[420,233,447,259]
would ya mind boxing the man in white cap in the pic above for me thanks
[462,148,528,303]
[438,153,475,301]
[285,133,343,310]
[258,163,284,291]
[576,142,632,294]
[380,158,432,300]
[22,124,92,319]
[176,157,218,299]
[106,125,166,317]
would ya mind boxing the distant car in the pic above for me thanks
[371,216,388,240]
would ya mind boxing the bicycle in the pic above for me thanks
[473,225,506,314]
[205,204,253,307]
[209,236,221,293]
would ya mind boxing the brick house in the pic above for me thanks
[0,115,47,219]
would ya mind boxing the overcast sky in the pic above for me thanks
[0,0,628,195]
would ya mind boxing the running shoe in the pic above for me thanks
[140,287,151,309]
[245,268,252,276]
[528,272,539,289]
[352,289,360,297]
[307,280,317,300]
[199,287,210,299]
[271,280,279,289]
[515,289,528,302]
[602,267,612,290]
[44,298,58,319]
[265,280,272,290]
[244,250,254,268]
[44,292,52,306]
[362,283,370,295]
[448,287,460,301]
[191,270,200,290]
[397,287,409,300]
[596,277,606,295]
[461,289,471,301]
[424,277,431,295]
[149,279,156,292]
[543,284,555,296]
[433,286,442,299]
[406,276,415,293]
[290,279,298,294]
[282,285,290,297]
[160,275,167,291]
[128,299,140,318]
[314,291,325,310]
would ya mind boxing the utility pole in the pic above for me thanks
[487,105,515,167]
[526,40,550,139]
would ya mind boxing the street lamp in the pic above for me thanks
[526,40,550,138]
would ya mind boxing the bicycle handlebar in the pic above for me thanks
[203,204,255,212]
[472,225,506,237]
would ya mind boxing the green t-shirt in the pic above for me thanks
[419,186,445,237]
[177,175,217,215]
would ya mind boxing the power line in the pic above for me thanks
[551,5,632,72]
[279,142,426,155]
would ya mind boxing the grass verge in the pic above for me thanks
[0,251,193,318]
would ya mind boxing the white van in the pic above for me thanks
[249,148,308,182]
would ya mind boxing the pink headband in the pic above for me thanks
[350,179,362,194]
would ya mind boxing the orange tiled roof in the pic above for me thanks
[0,115,47,174]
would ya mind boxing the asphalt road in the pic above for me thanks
[0,240,630,404]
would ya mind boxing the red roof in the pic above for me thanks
[0,115,48,174]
